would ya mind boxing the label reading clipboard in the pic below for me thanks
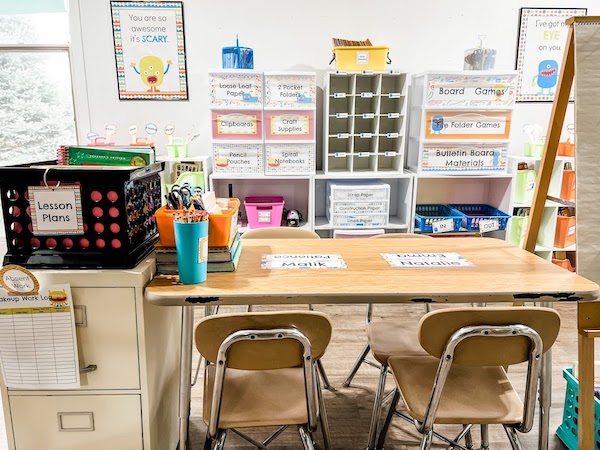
[261,254,347,269]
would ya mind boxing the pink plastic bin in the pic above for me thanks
[244,196,285,228]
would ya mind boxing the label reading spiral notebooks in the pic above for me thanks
[261,254,347,269]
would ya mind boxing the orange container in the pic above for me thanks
[554,216,576,248]
[552,258,575,272]
[154,198,240,248]
[558,141,575,156]
[560,170,576,202]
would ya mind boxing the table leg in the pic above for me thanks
[578,328,595,450]
[179,306,194,450]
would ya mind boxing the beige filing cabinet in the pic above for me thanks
[0,258,182,450]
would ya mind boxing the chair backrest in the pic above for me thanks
[241,227,320,240]
[418,307,560,366]
[370,233,433,239]
[195,311,332,370]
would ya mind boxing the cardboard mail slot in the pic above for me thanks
[209,71,263,108]
[424,73,516,108]
[264,110,315,141]
[425,111,512,140]
[212,110,263,140]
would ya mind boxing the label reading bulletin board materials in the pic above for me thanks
[421,144,507,173]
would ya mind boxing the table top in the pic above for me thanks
[145,237,599,306]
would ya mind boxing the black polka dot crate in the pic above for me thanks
[0,162,164,269]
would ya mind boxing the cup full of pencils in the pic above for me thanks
[173,209,210,284]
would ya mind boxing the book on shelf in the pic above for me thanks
[57,145,156,167]
[155,231,241,264]
[156,240,243,274]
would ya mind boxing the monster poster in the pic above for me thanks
[515,8,586,102]
[111,1,188,100]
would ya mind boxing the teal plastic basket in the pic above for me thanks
[556,367,600,450]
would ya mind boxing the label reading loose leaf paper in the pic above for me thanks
[261,254,347,269]
[381,253,474,268]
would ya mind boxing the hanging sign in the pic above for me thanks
[28,186,84,235]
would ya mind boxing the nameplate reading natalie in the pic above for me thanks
[261,254,347,269]
[28,186,84,235]
[381,253,474,268]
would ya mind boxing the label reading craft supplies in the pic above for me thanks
[261,254,347,269]
[382,253,474,268]
[28,186,84,235]
[270,114,310,136]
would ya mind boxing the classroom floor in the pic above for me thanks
[186,302,598,450]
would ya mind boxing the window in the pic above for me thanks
[0,3,76,166]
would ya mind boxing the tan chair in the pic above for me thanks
[195,311,333,450]
[343,233,432,450]
[375,307,561,450]
[240,227,333,390]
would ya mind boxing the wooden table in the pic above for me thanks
[145,237,599,450]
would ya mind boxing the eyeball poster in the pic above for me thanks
[111,1,188,100]
[515,8,586,102]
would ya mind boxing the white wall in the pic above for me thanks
[70,0,596,158]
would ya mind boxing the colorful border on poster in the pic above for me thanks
[111,1,188,100]
[515,7,586,102]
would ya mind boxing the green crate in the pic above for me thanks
[556,367,600,450]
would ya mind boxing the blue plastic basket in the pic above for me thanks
[414,204,465,233]
[556,367,600,450]
[447,204,511,231]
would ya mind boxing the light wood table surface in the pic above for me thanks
[145,237,599,450]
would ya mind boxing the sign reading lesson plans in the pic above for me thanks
[262,254,347,269]
[382,253,474,268]
[28,186,84,235]
[111,1,188,100]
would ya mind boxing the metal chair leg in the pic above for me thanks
[343,342,371,387]
[317,359,335,391]
[481,424,489,450]
[316,370,333,450]
[419,429,434,450]
[375,389,400,450]
[463,424,473,450]
[503,425,525,450]
[367,364,388,450]
[299,426,317,450]
[210,430,227,450]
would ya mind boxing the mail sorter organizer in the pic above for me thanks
[407,71,517,174]
[324,72,407,173]
[0,162,163,268]
[326,179,390,227]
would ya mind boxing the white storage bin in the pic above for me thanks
[264,72,316,109]
[412,71,517,109]
[327,179,391,202]
[265,142,316,175]
[329,213,389,228]
[212,142,264,174]
[209,70,263,109]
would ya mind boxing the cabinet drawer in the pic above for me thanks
[72,287,139,390]
[10,394,142,450]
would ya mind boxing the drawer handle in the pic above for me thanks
[57,412,95,432]
[79,364,97,373]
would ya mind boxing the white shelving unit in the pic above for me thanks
[507,154,577,261]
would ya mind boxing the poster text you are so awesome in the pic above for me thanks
[111,1,188,100]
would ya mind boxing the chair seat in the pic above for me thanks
[389,355,524,425]
[368,321,428,365]
[203,365,309,429]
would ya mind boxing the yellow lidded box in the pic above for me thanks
[332,46,390,72]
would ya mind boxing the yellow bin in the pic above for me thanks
[332,46,390,72]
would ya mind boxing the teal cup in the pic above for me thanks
[174,220,209,284]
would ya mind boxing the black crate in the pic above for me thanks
[0,161,164,269]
